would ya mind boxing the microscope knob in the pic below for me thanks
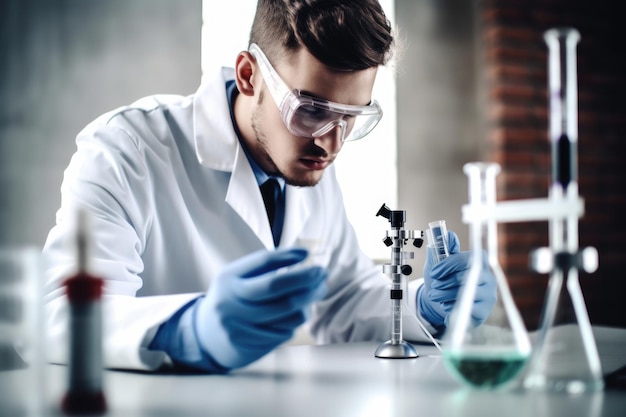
[382,236,393,247]
[413,238,424,248]
[401,265,412,276]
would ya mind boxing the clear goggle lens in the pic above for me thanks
[281,92,382,142]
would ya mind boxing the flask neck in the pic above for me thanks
[464,162,501,262]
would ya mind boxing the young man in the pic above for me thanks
[43,0,495,373]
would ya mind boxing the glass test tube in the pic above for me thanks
[427,220,449,264]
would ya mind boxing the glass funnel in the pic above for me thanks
[442,162,531,389]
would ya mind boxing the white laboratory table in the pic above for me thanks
[7,326,626,417]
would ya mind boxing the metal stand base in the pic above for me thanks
[374,340,419,359]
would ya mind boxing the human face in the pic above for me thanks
[246,45,379,187]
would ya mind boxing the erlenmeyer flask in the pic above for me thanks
[443,162,531,389]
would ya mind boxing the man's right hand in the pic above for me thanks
[193,248,327,370]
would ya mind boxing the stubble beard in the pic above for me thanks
[251,99,325,188]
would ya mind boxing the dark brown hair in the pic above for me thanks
[249,0,394,71]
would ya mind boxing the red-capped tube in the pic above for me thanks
[61,273,106,415]
[61,210,107,415]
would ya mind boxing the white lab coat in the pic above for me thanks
[43,66,433,371]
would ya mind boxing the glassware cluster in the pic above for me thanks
[442,27,603,393]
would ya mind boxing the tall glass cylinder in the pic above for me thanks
[443,162,531,390]
[523,27,604,394]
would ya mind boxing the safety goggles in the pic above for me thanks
[248,43,383,142]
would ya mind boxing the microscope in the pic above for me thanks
[374,204,424,359]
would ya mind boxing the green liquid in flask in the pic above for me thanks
[444,350,529,389]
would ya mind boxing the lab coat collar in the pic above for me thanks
[226,139,312,250]
[281,185,311,248]
[226,145,274,249]
[192,66,239,171]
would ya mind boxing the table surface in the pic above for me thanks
[6,326,626,417]
[37,327,626,417]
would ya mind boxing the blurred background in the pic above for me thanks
[1,0,624,330]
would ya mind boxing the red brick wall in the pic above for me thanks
[480,0,626,329]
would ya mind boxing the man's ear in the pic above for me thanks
[234,52,257,97]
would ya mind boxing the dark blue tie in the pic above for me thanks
[260,179,282,246]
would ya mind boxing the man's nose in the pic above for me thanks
[314,125,344,155]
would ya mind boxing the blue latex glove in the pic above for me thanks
[418,230,497,330]
[149,248,327,372]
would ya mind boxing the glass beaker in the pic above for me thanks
[0,247,46,416]
[442,162,531,389]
